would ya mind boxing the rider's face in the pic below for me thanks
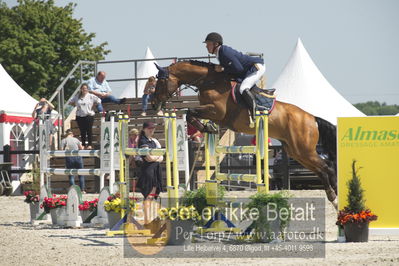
[205,41,217,54]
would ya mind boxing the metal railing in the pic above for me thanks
[44,55,218,146]
[48,60,97,146]
[44,53,263,147]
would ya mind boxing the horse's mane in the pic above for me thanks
[175,60,229,81]
[185,60,214,68]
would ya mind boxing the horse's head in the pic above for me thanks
[152,61,216,111]
[151,63,180,112]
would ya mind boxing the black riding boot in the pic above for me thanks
[242,89,256,119]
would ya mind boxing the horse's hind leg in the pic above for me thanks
[325,160,337,194]
[296,153,338,209]
[284,141,338,209]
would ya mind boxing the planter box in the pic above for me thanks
[257,217,281,243]
[107,211,121,230]
[80,210,92,223]
[166,219,194,245]
[29,202,40,222]
[50,207,67,226]
[344,222,369,242]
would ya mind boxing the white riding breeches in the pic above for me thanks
[239,63,265,94]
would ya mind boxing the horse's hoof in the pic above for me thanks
[204,122,218,134]
[332,198,338,211]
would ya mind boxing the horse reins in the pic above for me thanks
[159,67,208,98]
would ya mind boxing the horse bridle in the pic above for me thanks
[156,67,208,98]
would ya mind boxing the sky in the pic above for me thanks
[4,0,399,104]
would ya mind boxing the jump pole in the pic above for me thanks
[199,111,270,233]
[106,113,179,237]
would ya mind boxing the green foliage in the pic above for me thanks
[346,160,365,213]
[0,0,110,100]
[181,185,225,217]
[354,101,399,116]
[246,191,291,236]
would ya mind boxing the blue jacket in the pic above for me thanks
[218,45,264,81]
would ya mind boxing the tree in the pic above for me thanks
[354,101,399,115]
[0,0,110,100]
[347,160,365,213]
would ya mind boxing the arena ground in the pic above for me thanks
[1,190,398,265]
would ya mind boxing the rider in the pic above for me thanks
[203,32,265,118]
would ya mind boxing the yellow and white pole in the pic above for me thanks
[255,111,263,192]
[171,113,179,208]
[164,113,172,208]
[118,115,126,220]
[263,111,269,193]
[204,129,211,181]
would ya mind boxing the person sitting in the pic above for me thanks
[140,76,157,116]
[203,32,265,119]
[87,71,126,113]
[61,129,85,193]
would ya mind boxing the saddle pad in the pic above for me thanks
[231,82,276,113]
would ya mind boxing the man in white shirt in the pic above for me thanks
[87,71,126,112]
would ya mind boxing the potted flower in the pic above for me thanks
[158,205,199,245]
[336,160,378,242]
[245,191,291,243]
[41,194,68,225]
[181,185,225,226]
[79,198,99,223]
[24,190,40,222]
[104,193,137,229]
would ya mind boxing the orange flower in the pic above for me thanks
[336,207,378,226]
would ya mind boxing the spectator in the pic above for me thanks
[128,128,139,148]
[141,76,156,116]
[128,128,140,191]
[187,122,203,143]
[136,122,163,224]
[87,71,126,113]
[32,97,55,147]
[61,129,85,193]
[69,83,101,149]
[32,98,54,119]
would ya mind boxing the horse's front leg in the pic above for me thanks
[187,104,220,133]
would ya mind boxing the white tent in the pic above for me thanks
[0,64,38,117]
[0,64,39,194]
[119,47,159,98]
[271,38,365,125]
[0,64,37,148]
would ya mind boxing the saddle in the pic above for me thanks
[231,82,276,113]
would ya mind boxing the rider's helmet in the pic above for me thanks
[203,32,223,45]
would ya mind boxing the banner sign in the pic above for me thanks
[338,116,399,232]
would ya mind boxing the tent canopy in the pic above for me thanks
[119,47,159,98]
[271,38,365,125]
[0,64,37,117]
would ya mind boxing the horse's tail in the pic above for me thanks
[315,117,337,170]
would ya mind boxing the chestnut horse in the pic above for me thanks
[152,60,338,209]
